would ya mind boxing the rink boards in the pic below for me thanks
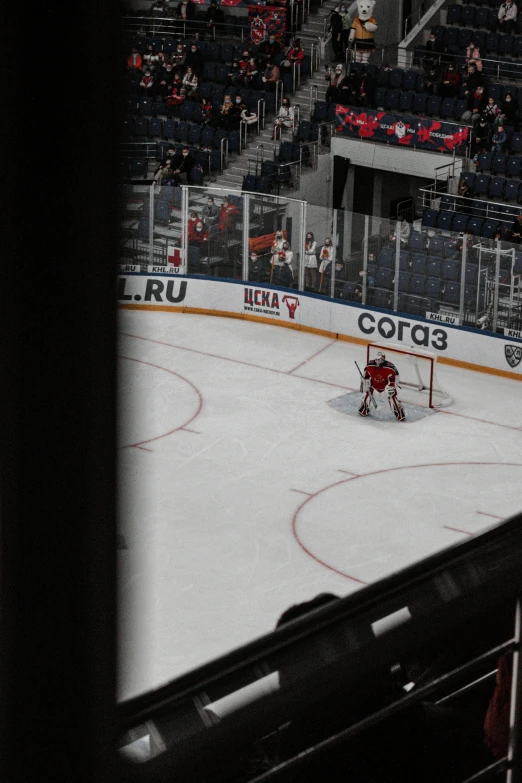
[117,274,522,381]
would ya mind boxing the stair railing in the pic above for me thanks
[258,97,265,131]
[309,84,318,116]
[275,80,284,113]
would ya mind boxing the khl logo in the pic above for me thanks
[358,312,448,351]
[505,345,522,368]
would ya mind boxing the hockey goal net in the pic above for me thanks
[366,342,453,408]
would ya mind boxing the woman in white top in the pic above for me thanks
[318,238,335,292]
[272,97,295,140]
[272,241,294,286]
[304,231,318,291]
[182,66,199,97]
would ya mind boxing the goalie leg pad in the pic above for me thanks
[358,392,372,417]
[390,395,406,421]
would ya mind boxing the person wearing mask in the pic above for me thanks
[357,64,375,107]
[154,158,175,186]
[439,63,461,99]
[462,62,484,97]
[218,197,240,232]
[337,3,352,56]
[176,0,196,34]
[249,250,269,283]
[325,64,345,103]
[389,216,411,247]
[272,240,294,286]
[185,43,203,75]
[482,96,500,125]
[499,92,518,127]
[423,30,443,69]
[262,59,280,91]
[423,62,442,96]
[139,68,155,95]
[257,35,281,65]
[170,145,193,185]
[461,84,486,125]
[304,232,318,291]
[188,219,208,255]
[182,66,199,97]
[272,96,294,139]
[155,61,175,97]
[202,196,219,228]
[337,69,359,105]
[457,179,471,215]
[318,238,335,292]
[498,0,518,35]
[280,39,305,75]
[472,118,492,160]
[492,123,508,153]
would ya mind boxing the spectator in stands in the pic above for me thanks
[185,43,203,76]
[507,213,522,243]
[389,216,411,247]
[492,123,508,152]
[239,96,258,133]
[218,197,240,232]
[461,85,486,126]
[439,63,461,99]
[462,62,485,97]
[261,58,280,91]
[280,38,305,76]
[212,94,239,130]
[249,251,269,283]
[257,36,282,67]
[170,145,193,184]
[272,240,294,286]
[182,66,199,97]
[457,179,472,214]
[202,195,219,228]
[423,62,442,96]
[139,67,155,95]
[245,57,259,87]
[176,0,196,34]
[336,69,358,105]
[358,64,376,107]
[272,96,294,139]
[171,43,186,70]
[325,64,345,103]
[318,238,335,290]
[143,45,160,68]
[155,62,175,97]
[304,231,318,291]
[205,0,224,38]
[472,118,492,159]
[227,60,242,86]
[498,0,518,35]
[127,47,142,72]
[200,96,213,125]
[329,8,344,61]
[187,211,200,236]
[337,3,353,56]
[188,218,209,255]
[423,30,443,69]
[499,91,518,127]
[482,95,500,125]
[465,41,483,73]
[165,82,186,112]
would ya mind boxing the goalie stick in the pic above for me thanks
[354,361,377,409]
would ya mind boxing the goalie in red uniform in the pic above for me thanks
[359,351,406,421]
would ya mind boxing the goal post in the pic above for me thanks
[366,342,453,408]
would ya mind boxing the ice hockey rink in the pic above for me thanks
[117,308,522,701]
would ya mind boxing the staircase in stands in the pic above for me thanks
[212,0,339,191]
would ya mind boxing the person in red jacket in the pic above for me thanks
[439,63,461,99]
[218,197,240,232]
[127,47,142,72]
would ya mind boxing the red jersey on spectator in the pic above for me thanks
[364,359,399,392]
[218,201,240,231]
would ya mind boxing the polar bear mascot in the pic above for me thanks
[349,0,378,63]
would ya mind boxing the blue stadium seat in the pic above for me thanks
[375,267,394,290]
[426,277,442,300]
[378,246,395,267]
[398,271,411,292]
[458,28,474,48]
[385,89,400,111]
[461,6,476,27]
[452,213,470,234]
[446,4,462,24]
[440,98,456,119]
[422,209,438,228]
[428,235,444,255]
[443,281,461,305]
[443,237,459,258]
[409,231,426,252]
[475,8,491,28]
[406,295,430,316]
[461,172,477,192]
[389,68,404,89]
[403,70,419,91]
[399,91,414,112]
[514,36,522,58]
[374,87,387,108]
[482,219,501,238]
[486,32,500,54]
[372,288,391,309]
[505,180,521,200]
[463,285,478,308]
[437,211,454,231]
[175,121,188,143]
[444,27,460,48]
[138,97,153,116]
[426,95,442,117]
[507,155,522,178]
[413,93,428,115]
[376,69,390,88]
[205,42,221,61]
[130,159,147,178]
[454,98,468,120]
[410,275,426,296]
[488,177,506,199]
[467,217,484,235]
[491,154,507,175]
[188,123,202,145]
[465,263,479,284]
[474,174,491,195]
[442,258,460,281]
[200,126,215,147]
[134,116,148,137]
[399,250,410,270]
[313,101,328,122]
[163,119,177,140]
[427,257,443,278]
[510,133,522,153]
[499,34,514,56]
[477,152,493,172]
[411,253,427,276]
[148,117,163,138]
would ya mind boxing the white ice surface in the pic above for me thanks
[117,310,522,701]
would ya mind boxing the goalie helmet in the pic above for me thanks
[376,351,386,366]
